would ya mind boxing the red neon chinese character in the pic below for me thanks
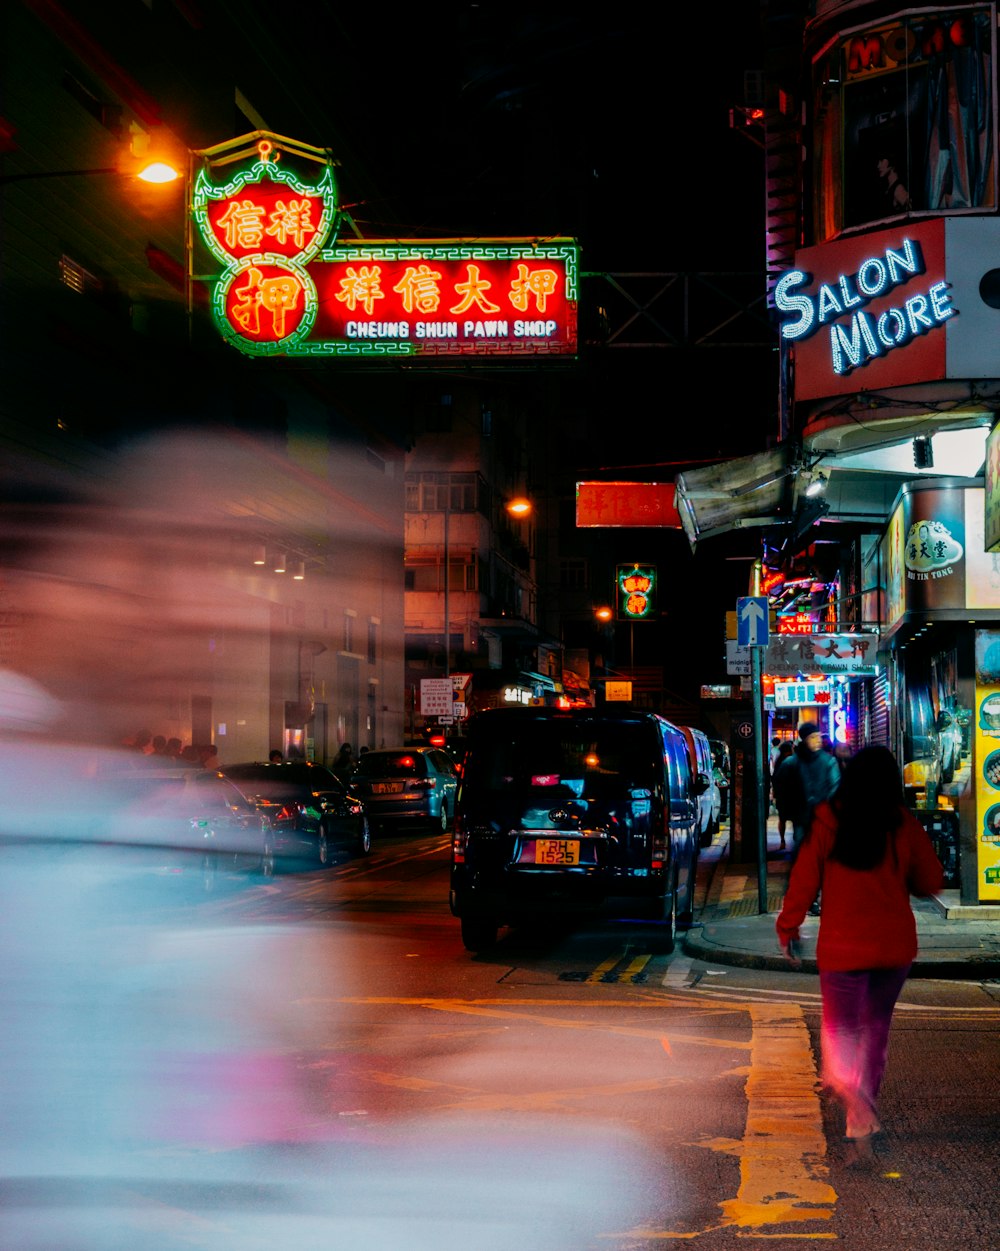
[393,264,443,314]
[217,199,267,250]
[266,198,317,250]
[335,265,385,315]
[449,263,501,315]
[232,267,302,337]
[509,264,559,312]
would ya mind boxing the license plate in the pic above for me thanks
[371,781,403,795]
[534,838,579,866]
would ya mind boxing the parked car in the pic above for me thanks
[450,707,704,953]
[100,766,276,890]
[679,726,719,846]
[221,761,370,864]
[349,747,459,833]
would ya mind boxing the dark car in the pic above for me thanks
[449,707,703,952]
[221,761,370,864]
[99,766,276,890]
[349,747,459,833]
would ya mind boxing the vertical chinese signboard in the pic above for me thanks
[616,564,656,620]
[191,135,579,359]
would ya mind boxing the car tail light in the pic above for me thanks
[411,778,435,790]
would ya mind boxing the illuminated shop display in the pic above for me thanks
[874,483,1000,638]
[192,139,579,359]
[778,611,817,635]
[974,629,1000,899]
[616,565,656,620]
[774,680,831,707]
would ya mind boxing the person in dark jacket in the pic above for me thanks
[771,739,795,849]
[776,745,943,1165]
[772,721,841,854]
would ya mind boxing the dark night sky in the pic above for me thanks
[205,3,770,273]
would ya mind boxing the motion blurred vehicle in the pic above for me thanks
[349,747,459,833]
[679,725,718,846]
[99,766,275,890]
[221,760,370,864]
[450,707,703,953]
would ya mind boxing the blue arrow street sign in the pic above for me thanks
[737,596,769,647]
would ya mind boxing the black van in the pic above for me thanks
[449,707,704,952]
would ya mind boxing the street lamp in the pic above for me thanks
[0,160,181,186]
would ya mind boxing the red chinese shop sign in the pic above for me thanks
[192,138,579,359]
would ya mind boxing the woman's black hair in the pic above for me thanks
[828,744,905,870]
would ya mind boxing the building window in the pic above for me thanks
[62,72,122,134]
[368,619,378,665]
[810,7,995,241]
[405,556,477,592]
[344,612,354,653]
[560,558,589,591]
[404,471,486,514]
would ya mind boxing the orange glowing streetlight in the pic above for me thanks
[595,606,613,622]
[505,496,532,518]
[0,159,183,186]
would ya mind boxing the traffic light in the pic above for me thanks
[616,564,656,620]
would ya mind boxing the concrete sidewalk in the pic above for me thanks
[682,818,1000,980]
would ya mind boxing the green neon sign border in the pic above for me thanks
[212,255,318,356]
[192,159,339,268]
[204,240,579,358]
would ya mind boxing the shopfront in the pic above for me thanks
[865,478,1000,904]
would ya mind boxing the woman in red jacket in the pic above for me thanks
[776,745,944,1164]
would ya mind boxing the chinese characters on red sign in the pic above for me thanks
[192,136,578,359]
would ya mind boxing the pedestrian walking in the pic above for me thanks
[771,739,794,849]
[772,721,841,855]
[776,745,944,1167]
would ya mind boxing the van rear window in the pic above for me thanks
[467,721,658,797]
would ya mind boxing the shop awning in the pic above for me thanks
[674,444,797,547]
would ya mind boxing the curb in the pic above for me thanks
[682,926,1000,980]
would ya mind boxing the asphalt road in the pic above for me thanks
[2,828,998,1250]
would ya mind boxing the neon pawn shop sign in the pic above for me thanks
[774,236,955,377]
[191,137,579,359]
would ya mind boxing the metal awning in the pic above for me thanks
[674,445,797,547]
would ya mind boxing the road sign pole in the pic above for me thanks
[751,642,768,913]
[746,563,769,914]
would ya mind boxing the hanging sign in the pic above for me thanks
[191,137,578,359]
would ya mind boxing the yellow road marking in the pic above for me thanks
[624,954,653,979]
[618,1001,836,1241]
[587,952,626,982]
[307,994,838,1240]
[584,951,652,982]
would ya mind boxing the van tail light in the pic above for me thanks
[651,815,668,869]
[452,811,466,863]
